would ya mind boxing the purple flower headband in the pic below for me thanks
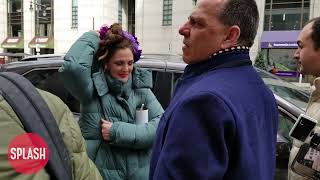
[99,25,142,62]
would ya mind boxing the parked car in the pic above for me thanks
[0,54,309,179]
[19,54,65,61]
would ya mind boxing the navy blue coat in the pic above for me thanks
[149,50,278,180]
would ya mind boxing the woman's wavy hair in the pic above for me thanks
[96,23,134,65]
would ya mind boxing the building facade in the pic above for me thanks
[137,0,265,61]
[260,0,312,81]
[138,0,319,82]
[0,0,320,69]
[0,0,122,61]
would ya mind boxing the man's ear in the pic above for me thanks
[221,25,241,49]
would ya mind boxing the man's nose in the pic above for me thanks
[179,23,189,36]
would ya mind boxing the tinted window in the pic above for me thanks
[24,69,80,113]
[149,69,184,110]
[151,70,174,109]
[278,110,295,144]
[267,84,309,111]
[173,72,182,93]
[257,68,309,111]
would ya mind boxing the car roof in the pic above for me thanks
[137,54,186,72]
[20,54,65,61]
[0,59,64,74]
[275,94,304,117]
[141,54,183,62]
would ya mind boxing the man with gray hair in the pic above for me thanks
[149,0,278,179]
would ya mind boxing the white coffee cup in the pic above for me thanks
[135,109,148,124]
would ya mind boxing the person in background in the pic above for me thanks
[289,16,320,180]
[59,23,164,180]
[149,0,278,179]
[269,62,278,74]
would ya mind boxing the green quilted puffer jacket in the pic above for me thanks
[0,90,102,180]
[59,31,164,180]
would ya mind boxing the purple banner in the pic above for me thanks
[261,31,300,49]
[261,42,298,49]
[274,71,298,77]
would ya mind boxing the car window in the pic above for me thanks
[278,109,295,144]
[257,68,309,111]
[266,82,309,111]
[23,69,80,113]
[172,73,182,95]
[151,70,174,109]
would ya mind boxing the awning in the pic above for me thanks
[28,36,54,49]
[1,37,24,49]
[261,31,300,49]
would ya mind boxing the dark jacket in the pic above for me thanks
[150,50,278,180]
[59,31,164,180]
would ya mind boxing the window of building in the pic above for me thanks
[40,0,52,36]
[264,0,310,31]
[30,0,53,37]
[193,0,197,6]
[72,0,78,28]
[162,0,172,26]
[128,0,135,35]
[7,0,23,37]
[118,0,123,25]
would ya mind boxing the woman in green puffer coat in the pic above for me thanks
[59,23,164,180]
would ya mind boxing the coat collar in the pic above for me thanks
[182,50,251,80]
[92,66,152,98]
[105,73,132,99]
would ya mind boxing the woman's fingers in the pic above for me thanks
[101,119,109,124]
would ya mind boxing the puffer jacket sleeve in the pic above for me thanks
[109,89,164,149]
[39,90,103,180]
[59,31,100,102]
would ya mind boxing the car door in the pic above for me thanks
[22,68,80,115]
[151,70,174,109]
[276,107,297,179]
